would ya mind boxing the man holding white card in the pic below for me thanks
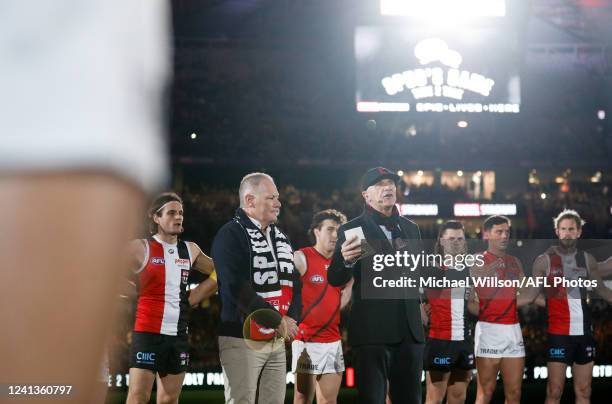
[328,167,425,404]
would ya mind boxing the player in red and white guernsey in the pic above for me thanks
[528,210,612,404]
[422,221,476,404]
[292,209,353,404]
[470,215,527,404]
[125,192,215,404]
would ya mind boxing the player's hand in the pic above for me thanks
[276,316,298,341]
[341,235,362,264]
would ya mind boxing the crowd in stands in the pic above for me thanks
[170,44,612,167]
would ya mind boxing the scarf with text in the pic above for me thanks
[234,208,295,339]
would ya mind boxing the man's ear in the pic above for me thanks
[245,193,255,208]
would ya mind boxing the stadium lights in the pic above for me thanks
[380,0,506,18]
[457,170,464,177]
[457,120,468,128]
[399,203,439,216]
[397,170,404,176]
[190,133,197,140]
[454,203,517,217]
[598,110,605,120]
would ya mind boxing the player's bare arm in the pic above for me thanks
[519,254,546,306]
[294,250,308,277]
[587,253,612,303]
[466,285,479,316]
[188,275,218,307]
[340,277,354,310]
[599,256,612,278]
[128,239,147,271]
[188,242,215,275]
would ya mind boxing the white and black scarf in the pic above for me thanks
[234,208,295,315]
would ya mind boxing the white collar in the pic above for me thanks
[153,234,177,246]
[248,216,270,233]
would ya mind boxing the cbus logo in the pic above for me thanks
[310,275,325,284]
[151,257,165,265]
[433,357,451,365]
[549,348,565,358]
[136,352,156,363]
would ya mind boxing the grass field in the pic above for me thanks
[105,379,609,403]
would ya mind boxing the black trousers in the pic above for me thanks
[354,338,424,404]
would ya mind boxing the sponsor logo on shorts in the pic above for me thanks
[468,354,475,365]
[479,348,499,354]
[151,257,165,265]
[549,348,566,359]
[310,275,324,284]
[180,352,190,366]
[298,362,319,371]
[136,352,156,365]
[586,346,594,358]
[433,357,451,365]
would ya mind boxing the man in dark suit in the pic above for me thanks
[328,167,425,404]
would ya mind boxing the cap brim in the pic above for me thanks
[363,173,400,190]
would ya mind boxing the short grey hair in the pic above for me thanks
[239,172,275,208]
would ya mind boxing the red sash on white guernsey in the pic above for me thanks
[134,236,191,336]
[546,250,590,336]
[426,281,468,341]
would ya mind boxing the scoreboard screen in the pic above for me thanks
[355,25,521,113]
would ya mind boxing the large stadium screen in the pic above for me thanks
[355,25,521,113]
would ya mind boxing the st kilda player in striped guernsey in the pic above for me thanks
[525,209,612,404]
[421,221,476,404]
[292,209,353,404]
[125,192,215,404]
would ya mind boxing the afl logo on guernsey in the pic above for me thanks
[151,257,165,265]
[310,274,325,284]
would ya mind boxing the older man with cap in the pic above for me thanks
[328,167,425,404]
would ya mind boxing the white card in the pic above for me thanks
[345,226,366,241]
